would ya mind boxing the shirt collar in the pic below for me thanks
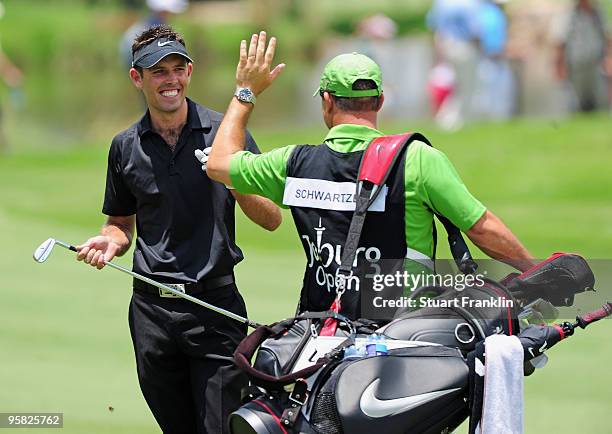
[137,98,211,137]
[323,123,384,145]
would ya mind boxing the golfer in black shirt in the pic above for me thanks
[76,25,281,434]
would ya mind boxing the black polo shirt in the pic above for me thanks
[102,98,259,282]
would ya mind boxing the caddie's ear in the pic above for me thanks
[321,91,335,129]
[376,93,385,112]
[129,68,143,89]
[322,91,334,113]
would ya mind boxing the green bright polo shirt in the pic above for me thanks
[229,124,486,258]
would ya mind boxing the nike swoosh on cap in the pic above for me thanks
[359,378,460,418]
[158,40,173,47]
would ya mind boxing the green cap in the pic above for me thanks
[314,52,383,98]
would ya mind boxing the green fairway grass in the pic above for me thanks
[1,115,611,433]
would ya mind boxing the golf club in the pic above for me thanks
[33,238,261,329]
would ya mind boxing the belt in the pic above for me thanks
[133,274,235,298]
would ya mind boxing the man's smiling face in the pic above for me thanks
[131,54,193,114]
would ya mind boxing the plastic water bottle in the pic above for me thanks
[375,335,388,356]
[365,334,389,357]
[343,345,361,360]
[356,343,367,358]
[366,334,378,357]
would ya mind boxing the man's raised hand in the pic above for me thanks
[236,31,285,96]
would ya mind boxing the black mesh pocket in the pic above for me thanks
[311,391,343,434]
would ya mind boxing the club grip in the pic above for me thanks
[576,302,612,329]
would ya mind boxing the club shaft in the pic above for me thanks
[56,239,77,252]
[56,242,260,328]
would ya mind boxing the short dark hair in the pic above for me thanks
[131,25,186,74]
[328,79,382,112]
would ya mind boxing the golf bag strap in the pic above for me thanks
[324,134,420,334]
[321,179,374,335]
[320,298,341,336]
[280,405,301,428]
[337,132,476,278]
[437,214,478,274]
[294,310,352,325]
[358,133,425,185]
[264,311,350,335]
[352,317,381,334]
[337,133,421,277]
[280,379,309,428]
[360,132,476,274]
[234,325,328,389]
[233,311,352,389]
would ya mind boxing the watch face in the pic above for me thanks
[238,88,253,101]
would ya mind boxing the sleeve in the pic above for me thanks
[229,145,297,207]
[418,144,486,232]
[102,137,137,216]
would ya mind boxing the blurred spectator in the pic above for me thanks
[0,1,23,153]
[355,13,398,62]
[119,0,188,68]
[554,0,611,112]
[427,62,457,130]
[427,0,481,129]
[357,14,398,43]
[505,0,567,117]
[474,0,515,120]
[428,62,456,115]
[355,14,398,108]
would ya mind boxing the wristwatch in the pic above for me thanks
[234,87,256,105]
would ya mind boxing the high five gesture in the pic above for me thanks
[236,31,285,96]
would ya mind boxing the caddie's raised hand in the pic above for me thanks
[236,31,285,96]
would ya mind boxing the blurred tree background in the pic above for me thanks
[3,0,609,150]
[0,0,422,148]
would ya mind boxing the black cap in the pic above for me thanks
[131,37,193,68]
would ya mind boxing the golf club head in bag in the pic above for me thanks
[505,253,595,306]
[380,254,596,355]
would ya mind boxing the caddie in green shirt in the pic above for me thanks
[207,31,534,319]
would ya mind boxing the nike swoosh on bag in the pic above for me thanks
[359,379,460,418]
[158,41,172,47]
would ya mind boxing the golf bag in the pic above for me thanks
[231,344,469,434]
[229,133,599,434]
[229,252,597,434]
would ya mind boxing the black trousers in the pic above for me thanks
[128,283,248,434]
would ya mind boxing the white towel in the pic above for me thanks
[479,334,524,434]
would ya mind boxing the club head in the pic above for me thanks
[33,238,56,263]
